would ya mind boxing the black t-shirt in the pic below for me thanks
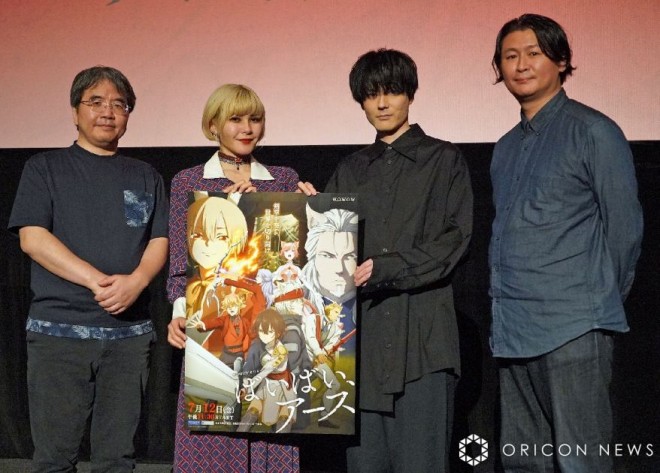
[8,143,168,327]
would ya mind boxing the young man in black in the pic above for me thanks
[300,48,473,473]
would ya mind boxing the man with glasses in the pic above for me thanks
[9,66,168,472]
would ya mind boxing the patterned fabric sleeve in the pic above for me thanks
[166,169,192,303]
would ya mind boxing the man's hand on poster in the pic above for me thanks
[354,259,373,287]
[296,181,318,195]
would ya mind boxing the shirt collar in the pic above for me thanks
[203,151,275,180]
[520,88,568,134]
[364,124,426,163]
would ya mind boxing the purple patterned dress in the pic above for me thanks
[167,155,300,473]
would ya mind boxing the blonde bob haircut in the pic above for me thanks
[201,84,266,142]
[187,196,248,267]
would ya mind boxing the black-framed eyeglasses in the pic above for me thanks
[79,99,131,116]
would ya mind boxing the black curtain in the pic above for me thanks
[1,143,658,472]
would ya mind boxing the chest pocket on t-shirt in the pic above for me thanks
[123,190,154,227]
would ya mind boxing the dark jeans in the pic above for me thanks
[347,370,456,473]
[498,330,614,473]
[27,331,153,473]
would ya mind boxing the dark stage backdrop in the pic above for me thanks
[1,143,658,472]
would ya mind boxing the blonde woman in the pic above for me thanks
[166,84,299,472]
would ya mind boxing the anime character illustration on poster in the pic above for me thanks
[183,191,358,435]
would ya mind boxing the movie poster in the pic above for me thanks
[183,192,358,435]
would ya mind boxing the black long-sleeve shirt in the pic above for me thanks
[325,124,473,412]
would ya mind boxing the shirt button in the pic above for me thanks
[382,218,387,224]
[384,311,390,316]
[386,159,393,165]
[385,343,392,349]
[382,248,388,253]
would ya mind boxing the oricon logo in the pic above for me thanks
[459,434,489,466]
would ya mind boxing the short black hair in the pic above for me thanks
[349,49,418,104]
[492,13,575,84]
[70,66,136,111]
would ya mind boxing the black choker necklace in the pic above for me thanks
[218,152,248,170]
